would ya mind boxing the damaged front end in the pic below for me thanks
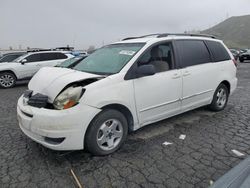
[52,78,101,110]
[24,67,104,110]
[24,78,102,110]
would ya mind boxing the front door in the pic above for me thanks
[133,42,182,126]
[17,54,42,78]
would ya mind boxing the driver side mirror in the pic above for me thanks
[136,64,156,78]
[21,59,27,65]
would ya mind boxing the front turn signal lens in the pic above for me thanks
[63,100,77,109]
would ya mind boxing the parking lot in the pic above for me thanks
[0,62,249,188]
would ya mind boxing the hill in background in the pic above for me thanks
[202,14,250,49]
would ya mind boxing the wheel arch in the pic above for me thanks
[220,80,231,94]
[0,70,17,79]
[101,103,134,132]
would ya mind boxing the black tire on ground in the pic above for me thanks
[239,58,244,63]
[85,109,128,156]
[209,83,229,112]
[0,72,17,88]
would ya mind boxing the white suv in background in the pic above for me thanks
[0,51,74,88]
[17,34,237,155]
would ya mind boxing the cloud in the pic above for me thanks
[0,0,249,49]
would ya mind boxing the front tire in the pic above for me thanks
[85,109,128,155]
[239,57,244,63]
[209,83,229,112]
[0,72,17,88]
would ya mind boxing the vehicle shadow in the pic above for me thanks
[239,60,250,63]
[16,80,29,87]
[34,105,218,160]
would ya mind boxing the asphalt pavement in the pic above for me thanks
[0,63,250,188]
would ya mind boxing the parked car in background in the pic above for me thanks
[239,49,250,62]
[210,156,250,188]
[239,49,248,54]
[229,49,240,60]
[0,50,73,88]
[0,52,26,63]
[56,55,88,68]
[17,33,237,155]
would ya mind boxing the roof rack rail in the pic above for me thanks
[55,47,74,51]
[27,47,74,53]
[122,34,162,41]
[122,33,217,41]
[157,33,217,39]
[27,48,51,52]
[122,37,139,41]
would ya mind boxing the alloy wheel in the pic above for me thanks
[96,119,123,151]
[0,74,15,88]
[216,88,227,108]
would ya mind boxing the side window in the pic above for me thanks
[175,40,211,68]
[206,41,231,62]
[138,43,173,73]
[40,53,58,61]
[25,54,41,62]
[39,53,67,61]
[0,55,16,62]
[56,53,68,59]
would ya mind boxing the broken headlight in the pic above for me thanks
[53,86,84,110]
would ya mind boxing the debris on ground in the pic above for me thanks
[179,134,186,140]
[231,149,245,157]
[162,141,173,146]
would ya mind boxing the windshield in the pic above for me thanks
[57,57,82,68]
[73,43,145,75]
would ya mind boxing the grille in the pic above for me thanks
[23,90,48,108]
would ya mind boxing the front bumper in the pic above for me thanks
[17,96,101,150]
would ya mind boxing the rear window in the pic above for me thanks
[205,41,231,62]
[175,40,211,68]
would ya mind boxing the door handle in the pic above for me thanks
[172,73,181,79]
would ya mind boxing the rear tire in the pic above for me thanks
[209,83,229,112]
[239,57,244,63]
[0,72,17,88]
[85,109,128,156]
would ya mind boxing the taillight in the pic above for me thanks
[232,59,238,67]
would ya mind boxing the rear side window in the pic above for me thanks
[56,53,67,59]
[175,40,211,68]
[39,53,67,61]
[206,41,231,62]
[40,53,57,61]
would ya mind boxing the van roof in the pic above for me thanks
[115,33,221,44]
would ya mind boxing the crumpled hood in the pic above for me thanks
[29,67,102,102]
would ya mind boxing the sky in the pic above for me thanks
[0,0,250,50]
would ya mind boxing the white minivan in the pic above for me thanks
[17,34,237,155]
